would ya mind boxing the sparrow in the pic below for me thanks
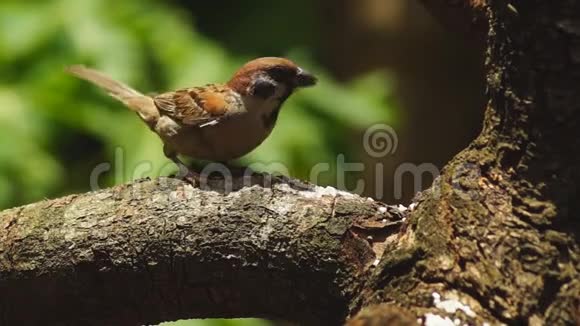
[67,57,317,181]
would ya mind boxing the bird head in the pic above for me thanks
[227,57,317,111]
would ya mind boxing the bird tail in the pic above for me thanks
[66,65,159,123]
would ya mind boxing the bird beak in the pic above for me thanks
[295,68,317,87]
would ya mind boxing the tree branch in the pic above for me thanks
[0,176,404,325]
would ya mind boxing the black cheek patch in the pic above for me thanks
[252,79,276,99]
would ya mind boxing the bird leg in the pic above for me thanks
[164,145,199,185]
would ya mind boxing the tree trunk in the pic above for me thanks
[348,0,579,325]
[1,1,579,325]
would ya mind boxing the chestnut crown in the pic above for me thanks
[227,57,317,99]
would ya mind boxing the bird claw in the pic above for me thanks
[182,172,200,186]
[171,166,200,186]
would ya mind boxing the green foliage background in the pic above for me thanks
[0,0,396,324]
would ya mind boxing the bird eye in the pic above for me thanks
[252,79,276,99]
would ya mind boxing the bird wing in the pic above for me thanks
[153,84,244,127]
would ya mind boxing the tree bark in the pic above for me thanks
[348,0,579,325]
[0,176,403,325]
[1,1,580,325]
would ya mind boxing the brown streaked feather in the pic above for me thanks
[188,86,228,116]
[153,85,241,126]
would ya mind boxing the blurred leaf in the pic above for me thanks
[0,88,63,206]
[0,2,59,63]
[299,72,394,127]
